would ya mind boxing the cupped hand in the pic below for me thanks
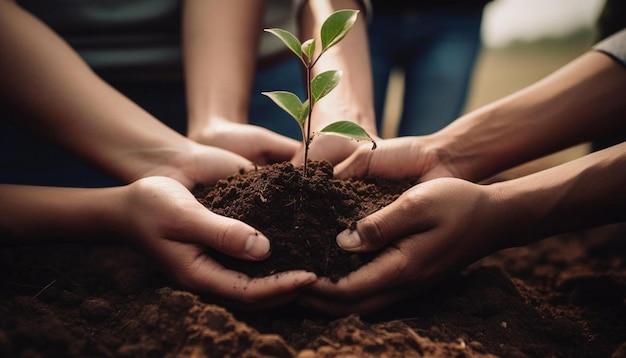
[121,176,317,309]
[139,141,254,190]
[299,178,512,315]
[188,119,300,165]
[334,136,460,181]
[290,134,380,167]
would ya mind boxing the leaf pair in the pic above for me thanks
[264,9,358,64]
[262,9,356,123]
[262,9,376,168]
[261,68,340,124]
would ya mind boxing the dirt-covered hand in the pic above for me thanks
[334,136,459,181]
[188,120,300,165]
[123,176,317,309]
[299,178,511,315]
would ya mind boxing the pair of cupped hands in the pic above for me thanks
[128,123,505,315]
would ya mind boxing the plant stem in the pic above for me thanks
[304,64,313,176]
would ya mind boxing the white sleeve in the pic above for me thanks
[593,28,626,68]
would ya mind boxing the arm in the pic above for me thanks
[183,0,261,129]
[0,178,316,308]
[182,0,299,164]
[308,35,626,314]
[335,50,626,181]
[496,142,626,241]
[0,1,315,308]
[437,50,626,182]
[294,0,378,164]
[0,0,250,188]
[303,142,626,315]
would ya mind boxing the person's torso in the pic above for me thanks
[18,0,298,82]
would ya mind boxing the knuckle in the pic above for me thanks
[358,216,389,249]
[398,187,429,216]
[213,219,240,253]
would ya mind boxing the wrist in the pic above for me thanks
[124,137,199,185]
[187,115,247,141]
[485,180,539,249]
[418,131,474,181]
[426,104,510,182]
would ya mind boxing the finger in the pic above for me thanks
[175,201,272,261]
[187,260,318,307]
[306,247,408,300]
[191,147,255,187]
[147,234,317,308]
[289,146,306,167]
[333,148,371,179]
[306,137,360,165]
[336,188,433,252]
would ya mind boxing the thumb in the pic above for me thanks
[182,204,271,261]
[333,150,371,179]
[336,190,431,252]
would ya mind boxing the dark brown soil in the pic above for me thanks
[193,160,416,281]
[1,161,625,357]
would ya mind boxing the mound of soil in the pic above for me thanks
[1,161,625,357]
[193,160,416,281]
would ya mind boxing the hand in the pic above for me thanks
[122,176,317,309]
[188,119,300,165]
[334,136,461,181]
[299,178,511,315]
[137,141,254,190]
[290,134,380,167]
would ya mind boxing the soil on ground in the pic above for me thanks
[1,161,625,357]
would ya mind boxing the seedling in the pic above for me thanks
[262,9,376,176]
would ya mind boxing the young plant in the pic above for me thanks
[262,9,376,175]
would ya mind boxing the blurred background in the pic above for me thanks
[380,0,607,179]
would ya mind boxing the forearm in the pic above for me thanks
[430,51,626,182]
[299,0,376,134]
[0,1,196,183]
[492,142,626,248]
[183,0,264,136]
[0,184,126,244]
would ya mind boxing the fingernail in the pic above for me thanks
[337,229,361,249]
[245,233,270,258]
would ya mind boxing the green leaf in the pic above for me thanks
[316,120,377,149]
[301,39,315,61]
[320,10,359,52]
[265,28,302,60]
[262,91,306,126]
[311,70,342,104]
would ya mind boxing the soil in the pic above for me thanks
[1,161,625,357]
[193,160,417,281]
